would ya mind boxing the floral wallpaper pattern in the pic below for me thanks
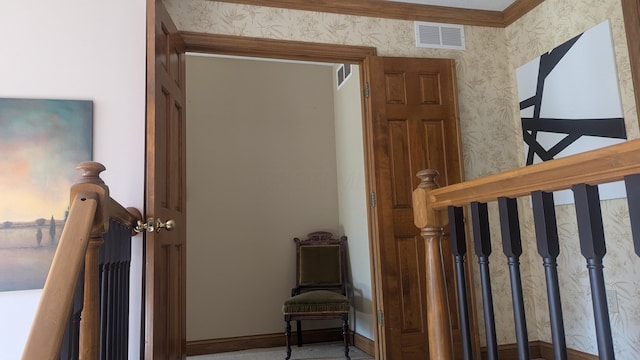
[507,0,639,357]
[163,0,639,357]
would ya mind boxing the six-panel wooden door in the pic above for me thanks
[365,56,469,359]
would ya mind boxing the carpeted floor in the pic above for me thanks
[188,342,373,360]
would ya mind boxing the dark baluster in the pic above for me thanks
[470,201,497,359]
[572,184,615,359]
[497,197,530,360]
[98,219,132,359]
[624,174,640,257]
[99,222,110,358]
[448,205,473,360]
[99,234,108,360]
[531,191,567,360]
[123,226,131,358]
[104,220,130,359]
[110,221,121,359]
[108,224,118,360]
[116,227,124,359]
[118,222,131,359]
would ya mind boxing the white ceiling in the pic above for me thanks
[387,0,518,11]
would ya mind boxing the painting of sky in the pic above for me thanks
[0,98,92,291]
[0,98,92,222]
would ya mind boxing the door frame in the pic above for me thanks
[179,31,386,358]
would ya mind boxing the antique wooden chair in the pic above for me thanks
[282,231,350,360]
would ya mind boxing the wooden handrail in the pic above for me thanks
[428,138,640,209]
[22,162,141,360]
[22,192,98,360]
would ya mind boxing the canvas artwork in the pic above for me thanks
[516,20,626,204]
[0,98,93,291]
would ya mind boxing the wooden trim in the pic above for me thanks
[215,0,504,27]
[361,56,386,360]
[538,341,599,360]
[353,331,375,356]
[503,0,545,26]
[622,0,640,123]
[187,328,358,356]
[182,32,377,63]
[480,341,597,360]
[428,138,640,209]
[480,341,542,359]
[181,32,382,360]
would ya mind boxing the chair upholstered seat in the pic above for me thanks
[283,290,349,314]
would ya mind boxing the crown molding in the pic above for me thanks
[503,0,545,26]
[213,0,548,27]
[215,0,505,27]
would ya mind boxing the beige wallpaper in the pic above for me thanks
[506,0,640,356]
[163,0,520,181]
[166,0,639,356]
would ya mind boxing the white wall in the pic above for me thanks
[0,1,146,358]
[332,65,373,340]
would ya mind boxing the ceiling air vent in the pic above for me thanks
[415,21,465,50]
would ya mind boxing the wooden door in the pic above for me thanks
[364,56,467,359]
[145,1,187,359]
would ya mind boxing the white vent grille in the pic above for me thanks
[415,21,465,50]
[336,63,352,90]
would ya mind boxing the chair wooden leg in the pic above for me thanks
[296,320,302,347]
[285,320,292,360]
[343,316,350,360]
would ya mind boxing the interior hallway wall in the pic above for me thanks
[0,1,146,359]
[186,55,342,340]
[332,64,373,340]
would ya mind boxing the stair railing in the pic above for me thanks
[21,162,141,360]
[413,138,640,359]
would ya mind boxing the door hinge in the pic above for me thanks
[364,82,370,98]
[377,310,384,326]
[370,192,377,208]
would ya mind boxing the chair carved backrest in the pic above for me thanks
[293,231,348,296]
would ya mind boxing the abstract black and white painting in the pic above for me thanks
[516,20,626,204]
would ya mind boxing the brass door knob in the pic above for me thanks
[134,218,176,233]
[156,218,176,232]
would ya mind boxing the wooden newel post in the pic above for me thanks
[413,169,454,360]
[72,162,109,360]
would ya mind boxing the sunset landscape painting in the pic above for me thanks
[0,98,92,291]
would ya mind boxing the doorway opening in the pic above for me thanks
[184,51,377,355]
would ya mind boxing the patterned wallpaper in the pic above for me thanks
[163,0,521,179]
[506,0,640,357]
[163,0,639,356]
